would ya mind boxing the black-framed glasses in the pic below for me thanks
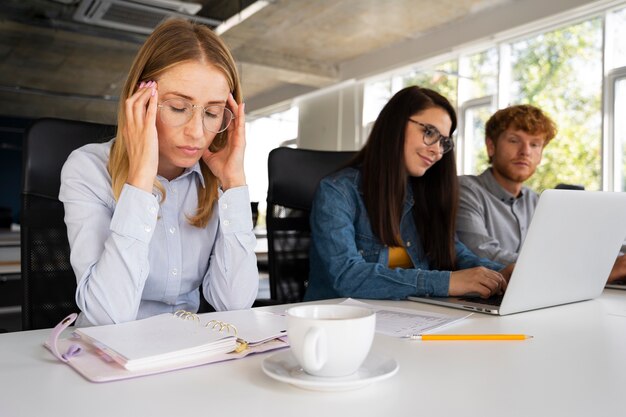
[408,119,454,154]
[158,98,234,133]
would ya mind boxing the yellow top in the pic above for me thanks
[388,246,413,269]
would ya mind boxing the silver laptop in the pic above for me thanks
[606,282,626,290]
[605,242,626,290]
[408,189,626,315]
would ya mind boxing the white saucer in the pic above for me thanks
[261,350,399,391]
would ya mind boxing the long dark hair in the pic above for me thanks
[351,86,459,270]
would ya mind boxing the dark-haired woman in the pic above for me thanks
[305,86,510,301]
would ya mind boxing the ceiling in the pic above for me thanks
[0,0,513,125]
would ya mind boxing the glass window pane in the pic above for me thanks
[459,48,498,101]
[607,7,626,70]
[401,60,459,107]
[362,79,393,127]
[463,105,492,175]
[509,18,602,191]
[245,107,299,227]
[362,60,458,142]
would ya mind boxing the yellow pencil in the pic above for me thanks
[413,334,533,341]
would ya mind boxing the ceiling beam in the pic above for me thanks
[233,45,338,86]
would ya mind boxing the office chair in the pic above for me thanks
[265,147,356,303]
[555,183,585,190]
[21,118,116,330]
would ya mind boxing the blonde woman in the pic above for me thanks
[60,19,258,327]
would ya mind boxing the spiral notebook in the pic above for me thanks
[44,309,288,382]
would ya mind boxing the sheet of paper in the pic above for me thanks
[341,299,472,338]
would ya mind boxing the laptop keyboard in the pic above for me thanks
[460,294,504,306]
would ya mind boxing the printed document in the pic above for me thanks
[341,298,471,338]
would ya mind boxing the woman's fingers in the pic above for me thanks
[133,82,155,129]
[145,84,158,125]
[125,81,152,132]
[483,270,506,296]
[122,81,159,192]
[226,93,246,149]
[468,268,506,298]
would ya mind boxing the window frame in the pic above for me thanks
[457,95,496,175]
[604,66,626,191]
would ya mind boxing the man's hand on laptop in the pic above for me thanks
[499,264,515,283]
[607,254,626,284]
[449,267,508,298]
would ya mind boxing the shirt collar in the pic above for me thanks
[479,168,522,202]
[157,162,206,188]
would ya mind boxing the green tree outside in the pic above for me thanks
[509,19,603,192]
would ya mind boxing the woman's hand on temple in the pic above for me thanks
[123,81,159,193]
[203,93,247,191]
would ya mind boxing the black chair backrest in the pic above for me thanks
[555,183,585,190]
[21,118,116,330]
[266,147,356,303]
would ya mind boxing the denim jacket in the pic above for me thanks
[304,167,503,301]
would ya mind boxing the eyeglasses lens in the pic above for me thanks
[159,99,233,133]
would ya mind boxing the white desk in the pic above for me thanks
[2,291,626,417]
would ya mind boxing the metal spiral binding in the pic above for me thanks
[205,320,248,353]
[174,310,200,322]
[173,310,248,353]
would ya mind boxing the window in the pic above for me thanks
[508,19,603,191]
[245,107,298,227]
[400,60,459,107]
[608,70,626,191]
[362,79,393,128]
[458,48,498,103]
[361,4,625,192]
[459,99,493,175]
[606,6,626,70]
[457,48,498,174]
[362,60,459,146]
[607,6,626,191]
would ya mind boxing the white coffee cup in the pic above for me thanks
[286,304,376,377]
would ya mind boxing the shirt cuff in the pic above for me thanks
[416,270,451,297]
[110,184,159,243]
[218,185,253,234]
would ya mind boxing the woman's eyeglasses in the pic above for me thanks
[408,119,454,154]
[158,98,234,133]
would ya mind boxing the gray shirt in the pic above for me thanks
[456,169,538,265]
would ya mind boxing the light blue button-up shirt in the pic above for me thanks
[59,140,258,327]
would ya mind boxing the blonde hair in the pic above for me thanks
[108,18,242,227]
